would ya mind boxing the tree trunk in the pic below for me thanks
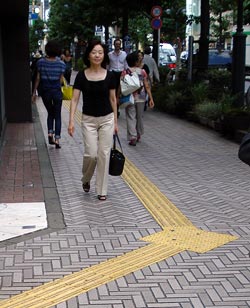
[196,0,209,73]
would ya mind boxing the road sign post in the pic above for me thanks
[151,6,162,66]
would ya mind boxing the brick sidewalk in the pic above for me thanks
[0,123,44,203]
[0,97,250,307]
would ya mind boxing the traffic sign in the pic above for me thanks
[29,13,39,20]
[151,6,163,18]
[151,18,162,30]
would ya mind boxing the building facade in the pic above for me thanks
[0,0,31,139]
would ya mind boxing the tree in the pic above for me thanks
[243,0,250,24]
[210,0,235,49]
[47,0,157,47]
[47,0,94,47]
[29,17,45,53]
[160,0,186,44]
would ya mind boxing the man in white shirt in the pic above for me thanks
[108,38,128,75]
[108,39,128,116]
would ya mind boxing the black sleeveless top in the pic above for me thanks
[74,70,116,117]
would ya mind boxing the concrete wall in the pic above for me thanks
[0,0,31,138]
[0,25,4,136]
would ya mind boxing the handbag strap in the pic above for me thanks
[126,68,132,76]
[113,134,123,153]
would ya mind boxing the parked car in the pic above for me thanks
[159,43,177,82]
[208,49,232,68]
[159,43,176,67]
[181,49,232,69]
[159,53,176,69]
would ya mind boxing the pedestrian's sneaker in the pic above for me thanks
[129,139,137,146]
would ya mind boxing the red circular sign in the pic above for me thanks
[151,6,163,18]
[151,18,162,30]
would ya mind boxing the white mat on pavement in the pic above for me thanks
[0,202,47,241]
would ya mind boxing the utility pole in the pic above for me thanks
[232,0,246,107]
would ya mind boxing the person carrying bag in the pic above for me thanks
[61,77,73,100]
[120,69,141,96]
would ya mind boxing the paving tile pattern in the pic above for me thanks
[0,123,44,203]
[1,88,250,307]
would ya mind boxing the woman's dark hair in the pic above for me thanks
[83,39,109,68]
[45,40,62,57]
[126,51,139,67]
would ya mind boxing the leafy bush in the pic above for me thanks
[195,101,223,120]
[158,66,171,85]
[153,80,194,116]
[207,69,232,101]
[152,84,169,110]
[153,67,235,121]
[190,82,209,105]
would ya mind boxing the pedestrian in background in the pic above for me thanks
[108,38,128,116]
[137,50,150,111]
[68,39,118,201]
[137,50,150,76]
[61,48,73,84]
[142,46,160,111]
[121,51,154,146]
[30,51,42,96]
[143,46,160,85]
[32,40,65,149]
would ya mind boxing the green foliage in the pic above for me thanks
[158,66,171,85]
[210,0,235,15]
[153,69,235,121]
[190,82,208,105]
[76,58,85,71]
[29,18,45,52]
[244,0,250,24]
[153,79,194,116]
[195,101,223,120]
[207,69,232,101]
[210,13,233,40]
[160,0,186,43]
[128,15,152,49]
[47,0,94,45]
[47,0,157,46]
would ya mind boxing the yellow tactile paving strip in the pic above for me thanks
[123,158,193,228]
[0,101,238,308]
[0,244,183,308]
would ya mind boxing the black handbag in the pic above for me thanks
[238,132,250,166]
[109,134,125,176]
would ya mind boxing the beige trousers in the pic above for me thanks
[81,113,114,196]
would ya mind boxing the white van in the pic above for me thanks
[159,43,177,66]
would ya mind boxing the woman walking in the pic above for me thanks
[121,51,154,145]
[68,39,118,201]
[61,49,73,84]
[32,40,65,149]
